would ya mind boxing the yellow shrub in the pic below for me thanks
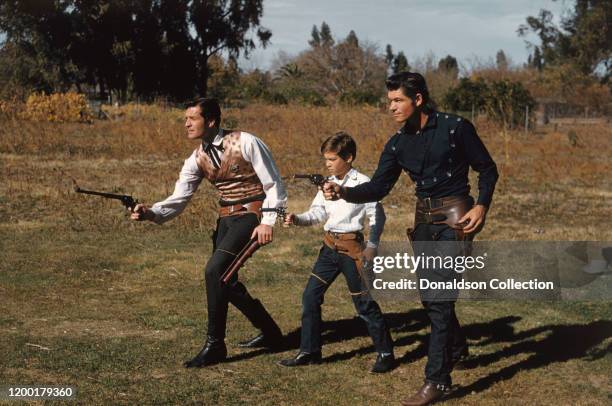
[21,92,93,123]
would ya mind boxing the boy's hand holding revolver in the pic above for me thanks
[283,213,296,226]
[130,203,155,221]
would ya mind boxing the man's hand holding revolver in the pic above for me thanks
[322,181,345,201]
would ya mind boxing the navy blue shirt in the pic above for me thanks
[344,111,499,207]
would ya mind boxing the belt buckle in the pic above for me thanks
[426,212,433,223]
[228,205,236,214]
[423,197,432,209]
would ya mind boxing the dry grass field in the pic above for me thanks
[1,104,611,405]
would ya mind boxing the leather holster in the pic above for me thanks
[407,195,474,242]
[218,200,263,221]
[323,231,365,271]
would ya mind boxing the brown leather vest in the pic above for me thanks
[195,131,265,203]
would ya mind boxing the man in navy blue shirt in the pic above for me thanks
[323,72,498,405]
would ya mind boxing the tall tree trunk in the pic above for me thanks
[99,79,107,101]
[199,55,209,97]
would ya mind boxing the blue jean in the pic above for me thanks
[300,245,394,355]
[412,223,469,386]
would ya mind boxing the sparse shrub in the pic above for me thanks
[100,102,182,122]
[339,89,381,106]
[567,130,579,147]
[262,91,288,105]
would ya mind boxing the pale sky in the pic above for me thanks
[240,0,570,71]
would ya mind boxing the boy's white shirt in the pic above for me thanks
[148,130,287,226]
[294,168,385,248]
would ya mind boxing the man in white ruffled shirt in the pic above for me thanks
[278,132,395,373]
[131,98,286,368]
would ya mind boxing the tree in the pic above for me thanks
[0,0,272,100]
[148,0,197,100]
[518,8,561,70]
[293,25,387,105]
[384,45,410,74]
[391,51,409,74]
[385,44,394,65]
[346,30,359,48]
[279,63,303,79]
[530,46,544,71]
[562,0,611,79]
[0,41,64,99]
[0,0,81,95]
[437,55,458,81]
[207,54,241,101]
[319,21,334,47]
[309,25,320,48]
[188,0,271,96]
[438,54,458,72]
[68,1,138,100]
[496,50,509,70]
[519,1,611,79]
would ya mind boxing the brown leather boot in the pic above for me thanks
[401,382,449,406]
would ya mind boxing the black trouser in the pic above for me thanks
[204,213,280,340]
[300,245,394,355]
[412,223,469,386]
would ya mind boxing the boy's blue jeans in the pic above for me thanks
[299,245,394,355]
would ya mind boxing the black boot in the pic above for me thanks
[277,351,322,367]
[370,353,396,373]
[238,331,283,349]
[184,336,227,368]
[602,247,612,266]
[451,347,470,370]
[237,299,283,349]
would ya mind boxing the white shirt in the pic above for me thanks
[150,130,287,226]
[294,168,385,248]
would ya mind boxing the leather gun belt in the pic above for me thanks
[218,200,263,220]
[323,231,364,268]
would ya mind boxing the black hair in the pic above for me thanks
[185,97,221,124]
[320,131,357,161]
[385,71,431,108]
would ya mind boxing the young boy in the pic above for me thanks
[278,132,395,373]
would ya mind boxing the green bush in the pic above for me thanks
[444,78,535,129]
[443,78,488,112]
[484,79,535,129]
[339,89,382,106]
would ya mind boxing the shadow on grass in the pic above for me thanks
[224,310,427,364]
[446,319,612,400]
[225,309,611,395]
[315,313,525,366]
[225,311,523,364]
[226,310,517,364]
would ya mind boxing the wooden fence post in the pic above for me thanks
[525,105,529,134]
